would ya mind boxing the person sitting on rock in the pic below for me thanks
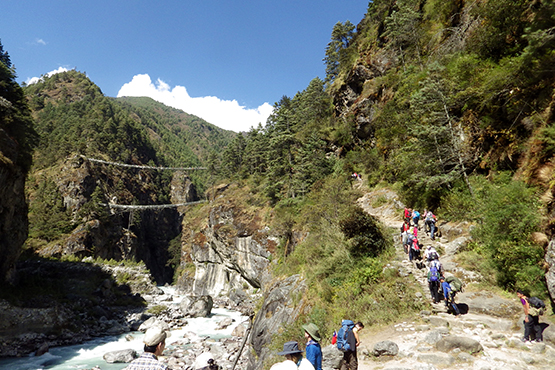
[124,326,170,370]
[270,341,315,370]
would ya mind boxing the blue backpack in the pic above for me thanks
[336,319,355,352]
[429,266,439,282]
[413,211,420,219]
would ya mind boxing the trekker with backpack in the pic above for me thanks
[424,246,440,263]
[425,212,437,240]
[404,208,411,224]
[412,210,420,228]
[400,221,410,254]
[427,265,441,303]
[440,276,461,316]
[336,320,364,370]
[409,237,420,262]
[517,290,544,342]
[303,323,322,370]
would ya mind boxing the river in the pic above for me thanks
[0,287,248,370]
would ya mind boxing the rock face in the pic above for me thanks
[0,128,29,283]
[177,185,273,298]
[247,274,307,370]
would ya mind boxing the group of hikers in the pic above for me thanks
[271,320,364,370]
[401,207,462,316]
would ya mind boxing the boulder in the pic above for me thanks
[424,331,442,345]
[416,352,455,366]
[215,317,234,330]
[435,336,483,354]
[231,322,249,337]
[180,295,213,318]
[456,292,520,318]
[138,317,170,333]
[103,349,138,363]
[322,344,343,370]
[372,340,399,356]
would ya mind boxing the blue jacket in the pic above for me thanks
[442,281,451,300]
[305,340,322,370]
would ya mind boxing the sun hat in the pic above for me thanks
[277,341,303,355]
[302,323,321,342]
[143,326,171,346]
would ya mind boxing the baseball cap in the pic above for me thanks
[143,326,171,346]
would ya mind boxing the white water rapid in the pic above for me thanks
[0,287,248,370]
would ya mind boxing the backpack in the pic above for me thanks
[336,320,355,352]
[427,251,439,261]
[413,211,420,219]
[429,266,439,282]
[426,213,435,223]
[528,296,546,309]
[445,276,463,292]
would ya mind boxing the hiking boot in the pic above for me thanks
[534,339,543,343]
[521,337,529,342]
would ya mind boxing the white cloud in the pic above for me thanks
[117,74,273,132]
[26,67,69,85]
[36,38,46,45]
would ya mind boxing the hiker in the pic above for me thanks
[441,276,461,316]
[404,208,411,224]
[409,237,420,262]
[303,323,322,370]
[412,209,420,228]
[124,326,170,370]
[427,264,441,303]
[425,211,437,240]
[338,321,364,370]
[517,290,543,342]
[271,341,315,370]
[424,245,440,266]
[400,221,410,254]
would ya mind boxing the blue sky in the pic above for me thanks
[1,1,369,132]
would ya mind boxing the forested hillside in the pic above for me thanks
[198,0,555,348]
[20,70,235,282]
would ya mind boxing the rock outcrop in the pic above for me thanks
[0,128,29,283]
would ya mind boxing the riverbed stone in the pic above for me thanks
[103,349,138,363]
[416,352,455,366]
[180,295,213,318]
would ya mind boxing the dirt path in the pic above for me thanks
[351,187,555,369]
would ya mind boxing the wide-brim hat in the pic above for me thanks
[277,341,303,355]
[302,323,321,342]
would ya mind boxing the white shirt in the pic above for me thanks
[270,358,315,370]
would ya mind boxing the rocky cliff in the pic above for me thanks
[0,128,28,283]
[28,155,194,284]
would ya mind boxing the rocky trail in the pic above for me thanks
[351,187,555,369]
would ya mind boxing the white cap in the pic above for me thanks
[143,326,171,346]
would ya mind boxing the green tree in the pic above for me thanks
[0,40,38,172]
[324,21,356,83]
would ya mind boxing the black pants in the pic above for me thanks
[428,280,440,303]
[524,315,542,340]
[340,350,358,370]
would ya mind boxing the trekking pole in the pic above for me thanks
[231,314,254,370]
